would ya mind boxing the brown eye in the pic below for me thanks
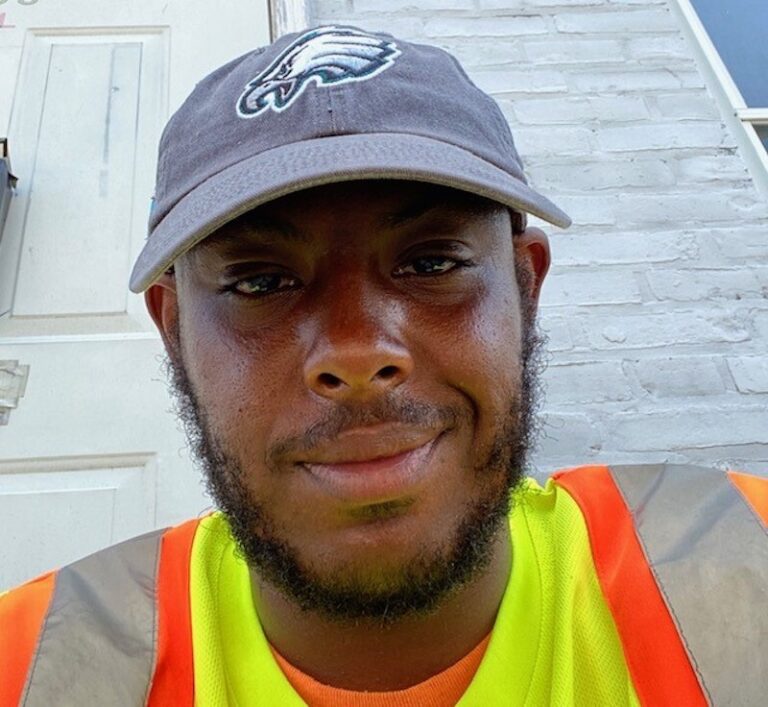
[232,273,299,296]
[393,256,468,276]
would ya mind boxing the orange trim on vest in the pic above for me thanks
[0,570,56,705]
[727,470,768,527]
[553,465,707,707]
[146,518,200,707]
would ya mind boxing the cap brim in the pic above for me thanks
[130,132,571,292]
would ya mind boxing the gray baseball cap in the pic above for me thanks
[129,25,571,293]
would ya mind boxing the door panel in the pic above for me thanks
[11,35,154,318]
[0,1,272,590]
[0,456,156,590]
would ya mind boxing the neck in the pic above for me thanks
[249,527,511,692]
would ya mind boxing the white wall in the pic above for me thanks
[309,0,768,476]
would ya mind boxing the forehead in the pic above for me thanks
[190,180,510,256]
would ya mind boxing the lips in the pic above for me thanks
[293,425,443,503]
[296,425,440,465]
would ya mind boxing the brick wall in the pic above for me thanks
[308,0,768,476]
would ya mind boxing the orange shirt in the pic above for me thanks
[270,633,491,707]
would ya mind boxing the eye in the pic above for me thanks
[393,255,472,277]
[227,273,300,297]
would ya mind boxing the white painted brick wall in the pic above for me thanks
[533,160,676,190]
[511,96,650,124]
[646,269,765,302]
[470,68,568,94]
[654,93,720,119]
[632,357,726,397]
[597,123,728,151]
[545,361,633,403]
[542,271,643,306]
[309,0,768,476]
[626,36,691,61]
[553,9,675,33]
[727,357,768,394]
[607,407,768,451]
[525,39,624,64]
[674,154,751,182]
[572,70,690,92]
[424,16,548,36]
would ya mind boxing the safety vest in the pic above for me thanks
[2,464,766,706]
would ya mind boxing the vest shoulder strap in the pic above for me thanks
[0,570,57,705]
[0,517,201,707]
[146,516,199,707]
[554,463,768,707]
[727,469,768,526]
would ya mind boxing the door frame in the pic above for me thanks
[269,0,310,39]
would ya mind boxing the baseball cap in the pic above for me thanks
[129,25,571,293]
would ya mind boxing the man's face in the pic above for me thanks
[150,180,548,622]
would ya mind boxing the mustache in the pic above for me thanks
[267,396,467,463]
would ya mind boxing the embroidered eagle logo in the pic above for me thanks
[237,26,401,118]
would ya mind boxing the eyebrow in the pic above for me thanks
[197,190,498,254]
[381,193,497,229]
[196,212,311,252]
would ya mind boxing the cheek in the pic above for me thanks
[178,295,301,449]
[413,278,523,405]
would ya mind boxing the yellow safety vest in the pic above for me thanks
[2,464,766,705]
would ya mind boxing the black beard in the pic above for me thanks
[165,265,544,624]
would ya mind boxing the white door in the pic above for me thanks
[0,0,271,590]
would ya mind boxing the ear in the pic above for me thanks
[144,271,180,354]
[513,227,550,305]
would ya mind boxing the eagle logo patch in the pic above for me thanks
[237,26,401,118]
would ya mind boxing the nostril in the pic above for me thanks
[376,366,400,381]
[317,372,343,389]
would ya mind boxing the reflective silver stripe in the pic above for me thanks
[610,464,768,707]
[22,528,165,706]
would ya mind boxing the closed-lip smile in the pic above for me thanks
[293,425,445,503]
[296,424,441,465]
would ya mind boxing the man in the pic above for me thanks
[2,25,767,707]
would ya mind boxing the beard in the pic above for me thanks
[165,261,544,624]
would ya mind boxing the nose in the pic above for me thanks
[303,291,414,401]
[306,345,414,400]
